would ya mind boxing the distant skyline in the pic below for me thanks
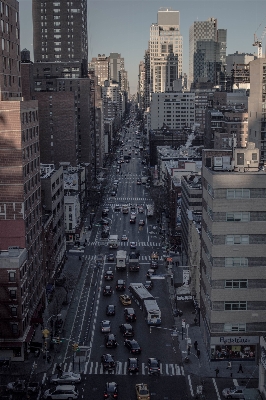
[19,0,266,93]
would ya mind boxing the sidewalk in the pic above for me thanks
[167,273,259,381]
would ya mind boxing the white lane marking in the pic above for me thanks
[84,360,88,374]
[180,366,184,375]
[188,374,194,397]
[42,373,47,385]
[212,377,222,400]
[142,363,145,375]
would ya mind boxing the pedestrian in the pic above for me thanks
[194,317,198,325]
[226,361,232,370]
[215,367,219,377]
[194,341,198,350]
[197,349,201,358]
[238,363,244,373]
[187,344,191,355]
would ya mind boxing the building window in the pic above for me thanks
[227,189,250,199]
[225,280,248,289]
[10,307,17,316]
[9,272,15,282]
[9,289,17,299]
[69,223,72,230]
[224,301,247,311]
[224,323,246,332]
[225,258,248,267]
[225,235,249,245]
[10,323,18,334]
[226,212,250,222]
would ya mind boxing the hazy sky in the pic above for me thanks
[19,0,266,93]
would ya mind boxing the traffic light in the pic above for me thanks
[44,341,47,349]
[56,337,60,344]
[72,343,79,351]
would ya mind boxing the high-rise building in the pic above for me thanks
[248,58,266,163]
[32,0,88,76]
[149,8,183,93]
[0,0,44,361]
[89,54,110,86]
[26,0,93,167]
[189,18,227,89]
[201,144,266,361]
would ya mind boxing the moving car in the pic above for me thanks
[107,254,115,262]
[114,205,121,212]
[101,354,116,371]
[144,281,153,290]
[105,333,118,348]
[105,271,114,281]
[104,382,118,399]
[103,286,113,296]
[221,386,260,399]
[101,320,111,333]
[50,372,81,384]
[116,279,126,291]
[102,208,109,217]
[119,323,134,337]
[119,294,131,305]
[135,383,150,400]
[121,234,128,241]
[127,357,139,374]
[124,308,136,322]
[106,304,116,316]
[146,269,156,279]
[147,358,160,375]
[110,191,116,196]
[130,242,137,249]
[139,220,145,226]
[43,385,79,399]
[124,339,141,354]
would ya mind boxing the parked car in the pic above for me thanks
[43,385,79,399]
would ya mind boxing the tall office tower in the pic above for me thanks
[201,145,266,361]
[109,53,124,83]
[89,54,110,86]
[0,0,44,361]
[149,8,183,93]
[32,0,88,76]
[248,58,266,163]
[189,18,226,89]
[138,61,145,111]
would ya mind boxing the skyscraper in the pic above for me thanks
[189,18,226,89]
[0,0,44,361]
[149,8,183,93]
[32,0,88,75]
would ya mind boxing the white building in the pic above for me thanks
[150,92,195,130]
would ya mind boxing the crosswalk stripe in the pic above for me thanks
[58,361,184,376]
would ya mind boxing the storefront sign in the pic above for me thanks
[211,336,259,345]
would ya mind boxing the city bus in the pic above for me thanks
[143,299,161,325]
